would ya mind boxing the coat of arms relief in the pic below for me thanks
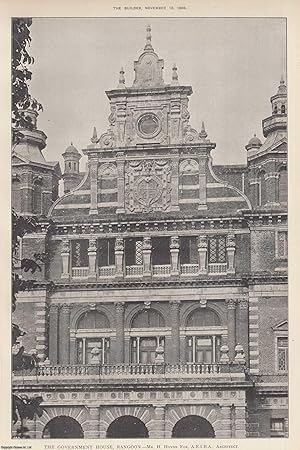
[125,159,172,213]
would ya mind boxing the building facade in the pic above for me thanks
[12,26,288,439]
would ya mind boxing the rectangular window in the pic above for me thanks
[270,419,285,437]
[152,237,170,265]
[125,238,143,266]
[71,240,89,267]
[277,337,288,372]
[180,237,198,264]
[208,236,226,263]
[186,336,221,364]
[277,231,288,258]
[130,337,164,364]
[98,239,115,267]
[76,337,110,364]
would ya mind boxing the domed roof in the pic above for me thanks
[64,142,79,154]
[248,134,262,147]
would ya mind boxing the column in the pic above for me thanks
[35,294,48,362]
[197,235,208,274]
[116,153,125,213]
[265,171,279,206]
[85,407,100,438]
[226,233,236,274]
[88,238,97,279]
[115,237,124,277]
[89,157,98,215]
[249,178,258,207]
[170,300,181,363]
[234,405,247,438]
[218,405,232,438]
[149,405,165,438]
[170,151,180,211]
[143,236,152,276]
[170,236,180,276]
[58,304,71,364]
[20,171,33,214]
[49,304,59,364]
[115,302,125,363]
[69,331,76,365]
[61,238,70,279]
[226,299,237,361]
[198,158,207,210]
[236,298,249,363]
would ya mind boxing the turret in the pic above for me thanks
[245,134,262,159]
[62,143,82,193]
[262,77,287,138]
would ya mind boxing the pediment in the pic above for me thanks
[272,320,288,331]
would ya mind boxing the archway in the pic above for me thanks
[106,415,149,438]
[172,415,215,438]
[42,416,84,439]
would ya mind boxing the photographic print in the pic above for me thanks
[11,17,287,440]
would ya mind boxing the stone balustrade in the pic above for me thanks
[208,263,227,274]
[125,265,143,277]
[99,266,116,278]
[152,264,171,276]
[180,263,199,275]
[72,267,89,278]
[13,362,246,382]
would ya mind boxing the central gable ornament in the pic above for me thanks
[125,159,172,213]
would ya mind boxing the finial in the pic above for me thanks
[280,74,285,84]
[70,142,73,146]
[91,127,98,144]
[118,67,126,88]
[144,24,154,51]
[199,121,208,139]
[171,64,179,85]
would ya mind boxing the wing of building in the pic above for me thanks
[12,26,288,439]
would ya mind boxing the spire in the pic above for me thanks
[199,121,208,139]
[171,64,179,85]
[144,24,154,51]
[277,75,287,94]
[91,127,98,144]
[118,67,126,89]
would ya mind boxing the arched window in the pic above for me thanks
[131,309,165,328]
[99,163,117,204]
[76,310,110,364]
[185,308,222,364]
[186,308,221,327]
[130,309,166,364]
[77,310,109,329]
[33,179,42,214]
[281,104,286,114]
[258,170,266,206]
[279,167,287,203]
[12,178,21,212]
[273,105,278,114]
[179,159,199,206]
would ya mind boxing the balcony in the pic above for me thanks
[125,265,143,277]
[208,263,227,274]
[181,264,199,275]
[13,362,246,384]
[99,266,116,278]
[72,267,89,278]
[152,264,171,277]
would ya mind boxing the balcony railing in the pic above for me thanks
[99,266,116,278]
[208,263,227,274]
[180,264,199,275]
[152,264,171,276]
[13,362,246,382]
[125,265,143,277]
[72,267,89,278]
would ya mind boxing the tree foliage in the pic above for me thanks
[12,18,42,142]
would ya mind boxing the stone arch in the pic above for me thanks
[179,159,199,173]
[165,405,220,437]
[172,415,215,438]
[185,307,221,328]
[181,302,226,329]
[35,406,89,439]
[278,165,287,203]
[98,162,117,178]
[42,416,84,439]
[131,308,165,328]
[125,303,169,329]
[101,406,155,437]
[77,310,110,329]
[70,304,115,331]
[107,415,149,438]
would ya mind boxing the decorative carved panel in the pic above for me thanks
[125,159,172,213]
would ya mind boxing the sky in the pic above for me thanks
[28,18,286,169]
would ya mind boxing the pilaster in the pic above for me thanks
[85,407,100,439]
[34,294,48,362]
[170,152,180,211]
[218,405,232,438]
[116,153,125,213]
[61,238,70,279]
[115,237,124,278]
[49,304,59,364]
[170,300,181,363]
[88,238,97,280]
[170,236,180,276]
[115,302,125,363]
[234,405,247,438]
[226,233,236,274]
[198,157,207,209]
[197,235,208,274]
[150,405,165,438]
[58,304,71,364]
[142,236,152,276]
[226,299,237,361]
[236,298,249,362]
